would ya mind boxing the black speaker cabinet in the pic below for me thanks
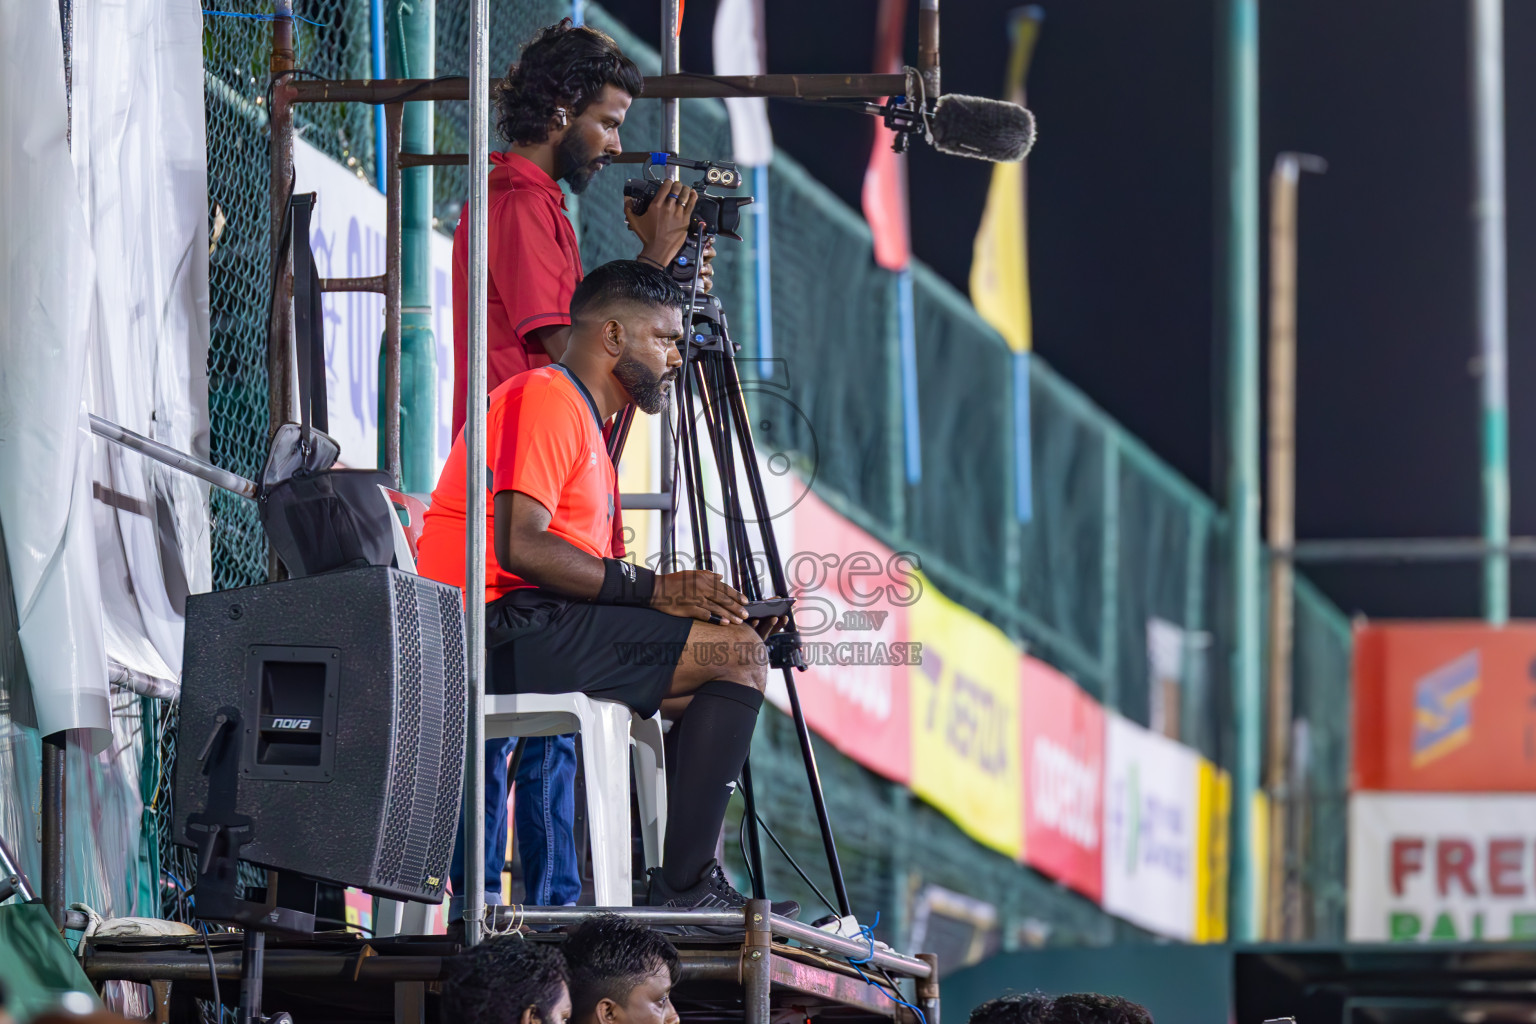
[174,566,466,902]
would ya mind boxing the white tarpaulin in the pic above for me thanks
[712,0,772,166]
[0,0,110,746]
[73,0,211,696]
[1348,792,1536,942]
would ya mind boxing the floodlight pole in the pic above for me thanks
[1470,0,1508,625]
[462,0,489,947]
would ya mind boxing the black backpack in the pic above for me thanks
[258,192,398,578]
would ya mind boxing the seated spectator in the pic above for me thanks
[1043,993,1153,1024]
[562,914,681,1024]
[969,993,1053,1024]
[440,937,571,1024]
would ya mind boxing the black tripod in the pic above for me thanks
[612,238,854,920]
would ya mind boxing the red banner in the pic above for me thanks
[1020,656,1104,901]
[1354,622,1536,792]
[778,488,916,785]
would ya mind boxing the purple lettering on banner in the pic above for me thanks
[346,217,367,424]
[435,266,452,457]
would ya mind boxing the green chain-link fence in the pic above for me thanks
[191,0,1353,947]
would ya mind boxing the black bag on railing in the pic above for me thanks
[258,192,398,578]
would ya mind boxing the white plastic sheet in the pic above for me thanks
[0,0,111,748]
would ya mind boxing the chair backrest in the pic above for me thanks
[380,487,429,572]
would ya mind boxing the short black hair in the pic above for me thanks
[1043,994,1153,1024]
[570,260,686,325]
[562,914,681,1022]
[969,993,1053,1024]
[440,938,570,1024]
[495,20,644,146]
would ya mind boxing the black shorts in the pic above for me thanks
[485,588,695,719]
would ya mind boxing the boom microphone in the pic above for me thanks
[929,94,1037,162]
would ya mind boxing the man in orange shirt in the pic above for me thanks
[420,261,796,923]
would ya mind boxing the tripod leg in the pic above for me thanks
[238,930,264,1024]
[738,757,767,900]
[779,667,853,918]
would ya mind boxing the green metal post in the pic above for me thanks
[1470,0,1508,624]
[383,0,437,492]
[1219,0,1262,942]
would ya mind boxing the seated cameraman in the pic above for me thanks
[419,260,796,920]
[448,18,711,915]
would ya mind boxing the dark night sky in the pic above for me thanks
[608,0,1536,622]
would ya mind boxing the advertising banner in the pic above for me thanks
[1019,656,1103,900]
[1353,622,1536,792]
[909,576,1024,858]
[1193,759,1231,943]
[1348,792,1536,942]
[783,487,917,784]
[292,140,456,475]
[1102,713,1200,940]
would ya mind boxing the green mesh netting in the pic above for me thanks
[193,0,1354,945]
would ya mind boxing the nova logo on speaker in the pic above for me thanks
[266,717,315,731]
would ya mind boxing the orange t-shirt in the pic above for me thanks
[416,365,616,605]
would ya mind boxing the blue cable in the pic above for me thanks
[842,912,928,1024]
[204,10,326,26]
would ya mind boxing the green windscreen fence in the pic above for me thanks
[188,0,1355,947]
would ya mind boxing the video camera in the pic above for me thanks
[624,154,753,285]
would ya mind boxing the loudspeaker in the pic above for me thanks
[175,566,466,903]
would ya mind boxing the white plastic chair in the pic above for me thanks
[483,692,667,907]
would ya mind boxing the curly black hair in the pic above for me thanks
[570,260,687,323]
[968,993,1054,1024]
[440,937,570,1024]
[562,914,681,1022]
[494,20,644,146]
[1043,993,1153,1024]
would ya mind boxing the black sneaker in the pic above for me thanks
[646,860,801,931]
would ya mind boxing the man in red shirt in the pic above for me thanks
[445,21,711,915]
[420,262,796,923]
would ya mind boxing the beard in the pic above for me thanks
[613,354,677,415]
[555,131,609,195]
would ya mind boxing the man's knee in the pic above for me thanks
[726,624,768,691]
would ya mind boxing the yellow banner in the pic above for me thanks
[1194,759,1232,943]
[908,574,1024,858]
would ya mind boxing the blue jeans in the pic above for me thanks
[448,733,581,918]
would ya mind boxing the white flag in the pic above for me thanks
[712,0,773,167]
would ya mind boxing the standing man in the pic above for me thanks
[444,19,709,917]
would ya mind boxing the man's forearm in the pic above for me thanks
[498,530,605,599]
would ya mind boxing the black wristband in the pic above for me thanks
[598,557,656,606]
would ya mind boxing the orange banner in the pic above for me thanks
[1354,622,1536,791]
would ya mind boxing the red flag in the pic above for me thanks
[862,0,910,271]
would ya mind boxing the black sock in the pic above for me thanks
[661,680,763,890]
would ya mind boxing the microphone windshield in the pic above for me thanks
[929,94,1037,162]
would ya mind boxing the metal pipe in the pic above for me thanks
[381,103,405,485]
[42,732,66,928]
[769,917,933,977]
[323,275,387,293]
[370,0,388,192]
[1288,536,1536,563]
[84,953,448,983]
[915,953,940,1024]
[1471,0,1509,625]
[743,899,772,1024]
[463,0,490,949]
[917,0,940,99]
[1218,0,1261,943]
[269,2,296,583]
[0,831,37,902]
[238,932,264,1024]
[59,0,73,146]
[89,414,259,499]
[659,0,681,571]
[285,74,912,106]
[1263,152,1324,943]
[109,662,180,702]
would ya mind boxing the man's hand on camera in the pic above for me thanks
[649,569,750,625]
[699,237,717,294]
[749,615,787,639]
[626,180,699,267]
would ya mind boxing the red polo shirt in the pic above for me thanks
[451,152,626,558]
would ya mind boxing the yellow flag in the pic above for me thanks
[970,10,1041,353]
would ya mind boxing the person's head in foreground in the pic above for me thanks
[440,937,571,1024]
[1042,993,1153,1024]
[563,260,685,417]
[495,19,643,194]
[969,992,1053,1024]
[563,914,682,1024]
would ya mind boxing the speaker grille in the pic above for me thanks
[375,576,425,889]
[426,587,467,889]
